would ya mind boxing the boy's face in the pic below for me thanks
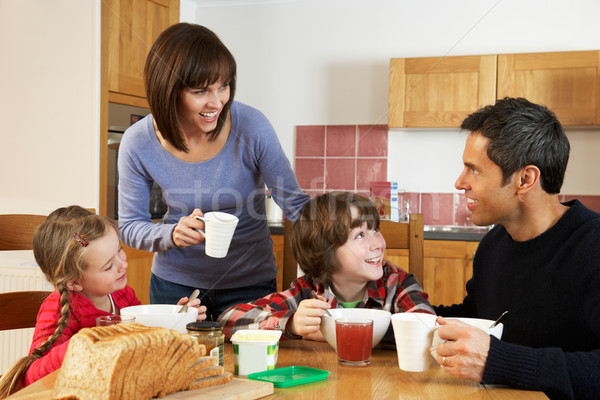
[331,207,386,288]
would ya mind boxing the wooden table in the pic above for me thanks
[7,339,548,400]
[226,340,548,399]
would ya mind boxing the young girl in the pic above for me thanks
[0,206,206,398]
[218,192,435,342]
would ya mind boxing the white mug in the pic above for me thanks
[391,313,437,372]
[194,212,239,258]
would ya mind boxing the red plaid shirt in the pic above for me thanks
[218,266,434,339]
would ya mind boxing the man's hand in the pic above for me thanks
[432,316,491,382]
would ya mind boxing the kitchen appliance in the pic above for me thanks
[107,103,163,220]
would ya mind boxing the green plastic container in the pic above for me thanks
[247,366,330,388]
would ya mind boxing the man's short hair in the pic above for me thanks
[461,97,570,194]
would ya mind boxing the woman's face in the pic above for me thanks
[176,79,231,136]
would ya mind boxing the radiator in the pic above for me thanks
[0,263,53,375]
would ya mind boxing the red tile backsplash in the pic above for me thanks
[326,125,356,157]
[295,126,325,157]
[296,124,388,196]
[325,159,356,190]
[356,159,387,190]
[420,193,454,226]
[295,124,600,227]
[357,125,388,157]
[294,158,325,190]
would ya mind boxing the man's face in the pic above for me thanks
[455,132,518,227]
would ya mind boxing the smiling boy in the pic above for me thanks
[218,192,434,341]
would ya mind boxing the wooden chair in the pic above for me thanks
[0,291,52,331]
[282,218,297,290]
[379,214,425,284]
[0,209,97,251]
[282,213,425,289]
[0,214,53,331]
[0,214,48,251]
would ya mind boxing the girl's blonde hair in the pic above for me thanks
[0,206,116,398]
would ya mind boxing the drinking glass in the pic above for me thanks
[335,319,373,367]
[96,315,136,326]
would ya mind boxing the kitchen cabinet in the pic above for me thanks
[384,239,479,307]
[99,0,179,216]
[125,234,285,304]
[103,0,179,106]
[124,245,154,304]
[388,55,497,127]
[497,51,600,126]
[389,50,600,128]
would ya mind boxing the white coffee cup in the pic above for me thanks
[194,212,239,258]
[391,313,437,372]
[429,317,504,362]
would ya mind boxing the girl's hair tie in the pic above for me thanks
[73,233,89,247]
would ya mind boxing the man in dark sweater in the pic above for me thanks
[432,97,600,399]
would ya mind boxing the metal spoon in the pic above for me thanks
[178,289,200,313]
[311,290,332,317]
[488,310,509,329]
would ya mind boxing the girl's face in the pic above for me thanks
[331,208,386,287]
[76,227,128,299]
[176,79,231,136]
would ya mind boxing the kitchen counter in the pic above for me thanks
[268,222,284,235]
[423,225,490,242]
[269,222,489,242]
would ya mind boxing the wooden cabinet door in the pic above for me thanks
[423,256,466,307]
[497,51,600,126]
[123,245,154,304]
[104,0,179,104]
[271,235,284,291]
[389,55,497,127]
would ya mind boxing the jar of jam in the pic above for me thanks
[186,321,225,366]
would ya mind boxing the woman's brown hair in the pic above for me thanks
[290,192,380,286]
[0,206,116,398]
[144,23,237,152]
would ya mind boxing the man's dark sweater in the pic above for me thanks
[434,200,600,399]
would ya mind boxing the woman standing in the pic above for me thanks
[118,23,309,321]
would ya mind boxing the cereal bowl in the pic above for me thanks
[120,304,198,334]
[320,308,391,350]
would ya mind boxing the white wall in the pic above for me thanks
[0,0,99,214]
[183,0,600,194]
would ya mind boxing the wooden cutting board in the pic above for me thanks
[163,378,273,399]
[7,371,273,400]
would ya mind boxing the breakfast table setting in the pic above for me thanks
[7,338,548,400]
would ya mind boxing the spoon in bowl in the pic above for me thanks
[179,289,200,314]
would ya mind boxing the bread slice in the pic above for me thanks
[51,323,223,400]
[187,372,233,391]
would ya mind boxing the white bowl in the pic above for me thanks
[320,308,391,350]
[120,304,198,334]
[430,317,504,360]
